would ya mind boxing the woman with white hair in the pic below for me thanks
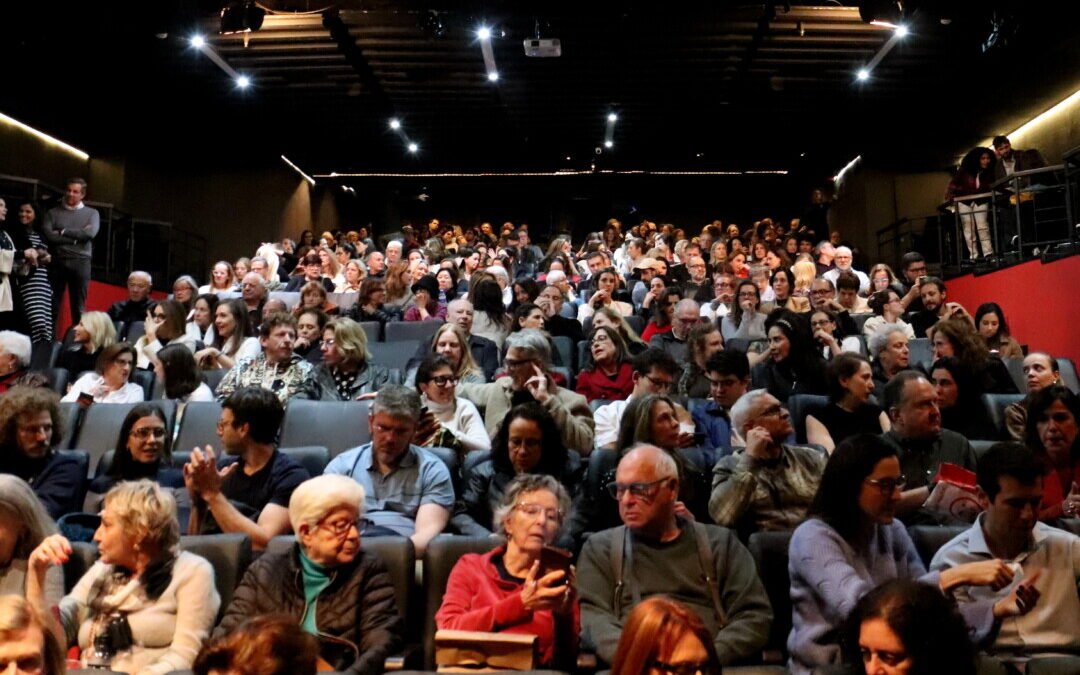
[437,473,578,669]
[214,474,403,674]
[0,475,62,605]
[0,329,31,392]
[26,480,220,674]
[57,310,117,375]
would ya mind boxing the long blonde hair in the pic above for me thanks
[80,311,117,352]
[430,323,482,380]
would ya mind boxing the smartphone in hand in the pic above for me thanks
[539,544,573,584]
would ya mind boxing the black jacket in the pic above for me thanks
[215,542,402,675]
[107,298,150,328]
[0,449,84,519]
[545,315,585,344]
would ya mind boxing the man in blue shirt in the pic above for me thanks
[325,385,454,555]
[694,350,750,457]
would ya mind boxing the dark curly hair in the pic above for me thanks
[490,403,568,478]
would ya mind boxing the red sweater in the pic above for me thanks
[640,321,671,344]
[435,547,580,666]
[575,361,634,402]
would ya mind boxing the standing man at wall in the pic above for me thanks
[41,178,99,327]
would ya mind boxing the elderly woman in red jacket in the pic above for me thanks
[575,326,634,402]
[436,474,578,669]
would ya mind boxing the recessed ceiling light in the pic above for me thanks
[604,140,614,149]
[389,118,401,130]
[236,75,251,89]
[487,71,499,82]
[190,35,206,48]
[895,24,909,38]
[856,68,870,81]
[607,113,618,123]
[407,142,419,153]
[477,26,492,41]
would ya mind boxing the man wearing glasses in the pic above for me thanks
[107,270,153,338]
[578,444,772,667]
[648,299,701,363]
[594,348,681,450]
[709,390,826,535]
[880,370,976,525]
[693,350,751,455]
[324,385,453,556]
[457,329,594,455]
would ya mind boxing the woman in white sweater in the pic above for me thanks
[415,355,490,456]
[62,343,145,404]
[26,480,220,675]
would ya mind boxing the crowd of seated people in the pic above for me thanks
[1,211,1079,675]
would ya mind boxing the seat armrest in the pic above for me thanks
[384,643,422,671]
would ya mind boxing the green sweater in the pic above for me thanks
[577,522,772,665]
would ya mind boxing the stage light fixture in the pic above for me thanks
[477,26,492,40]
[487,71,499,82]
[220,1,265,35]
[190,35,206,48]
[894,24,909,38]
[856,68,870,81]
[408,142,419,153]
[236,75,251,88]
[607,113,618,123]
[389,118,401,130]
[604,140,614,149]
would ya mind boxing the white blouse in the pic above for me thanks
[62,373,145,404]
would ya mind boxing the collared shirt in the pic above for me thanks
[594,398,630,449]
[880,429,976,525]
[323,442,454,537]
[709,444,826,532]
[930,515,1080,659]
[215,353,320,403]
[692,400,734,456]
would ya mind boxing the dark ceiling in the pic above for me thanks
[2,1,1078,177]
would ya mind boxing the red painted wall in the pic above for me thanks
[945,256,1080,365]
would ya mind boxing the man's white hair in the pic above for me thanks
[546,270,567,285]
[0,331,31,368]
[386,240,403,251]
[128,270,152,285]
[730,389,772,435]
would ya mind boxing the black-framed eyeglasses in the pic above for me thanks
[865,475,906,494]
[504,357,535,369]
[642,374,673,391]
[318,516,362,537]
[606,477,673,500]
[428,375,457,386]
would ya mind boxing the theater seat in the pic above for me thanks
[279,445,330,477]
[179,533,253,621]
[971,440,995,461]
[58,401,80,450]
[726,338,751,354]
[30,341,61,371]
[74,401,177,476]
[577,341,590,371]
[1058,358,1079,393]
[424,446,461,500]
[588,398,613,413]
[386,321,445,344]
[279,399,371,458]
[552,335,574,371]
[44,367,70,397]
[907,525,966,568]
[129,369,155,401]
[786,394,829,445]
[359,321,382,343]
[981,393,1025,440]
[370,341,421,369]
[174,401,224,455]
[747,530,793,662]
[422,534,503,669]
[202,368,229,393]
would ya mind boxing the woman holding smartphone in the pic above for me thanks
[437,473,578,670]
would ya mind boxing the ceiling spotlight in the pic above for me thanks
[856,68,870,81]
[476,26,492,41]
[389,118,401,130]
[604,140,614,149]
[407,142,419,154]
[894,24,909,38]
[235,75,251,89]
[607,113,618,123]
[487,71,499,82]
[190,35,206,48]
